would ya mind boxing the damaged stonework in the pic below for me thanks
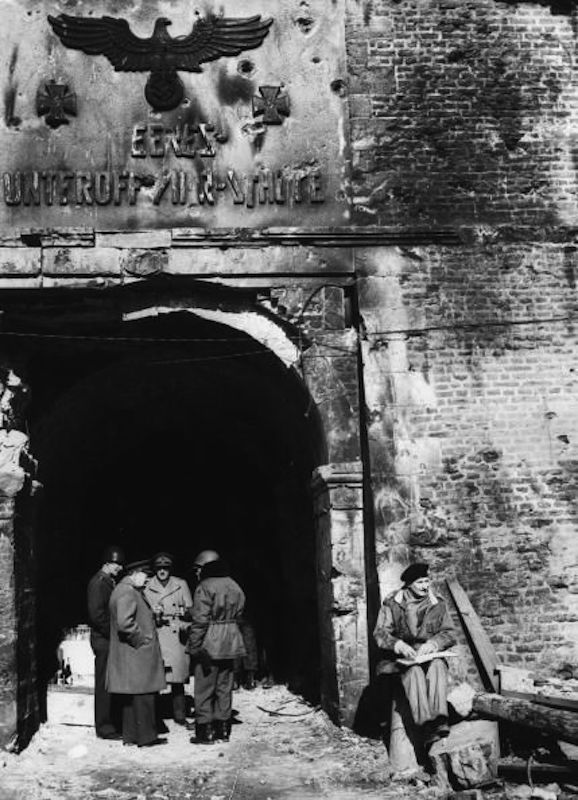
[354,240,578,684]
[0,367,40,752]
[312,463,368,726]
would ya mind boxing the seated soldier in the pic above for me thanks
[373,562,456,747]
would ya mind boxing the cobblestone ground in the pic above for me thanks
[0,685,435,800]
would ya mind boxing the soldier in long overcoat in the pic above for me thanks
[106,558,167,747]
[373,562,456,747]
[144,552,192,724]
[87,544,125,739]
[186,550,246,744]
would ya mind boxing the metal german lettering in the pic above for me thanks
[2,123,325,208]
[2,169,324,207]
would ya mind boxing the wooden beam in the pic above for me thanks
[446,580,500,692]
[474,692,578,745]
[498,759,578,782]
[502,689,578,713]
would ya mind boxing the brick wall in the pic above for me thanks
[346,0,578,226]
[357,242,578,679]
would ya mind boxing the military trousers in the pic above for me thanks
[194,660,234,724]
[400,658,448,726]
[91,636,117,737]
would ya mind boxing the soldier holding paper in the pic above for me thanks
[373,562,456,747]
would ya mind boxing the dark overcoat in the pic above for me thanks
[187,560,246,661]
[106,577,167,694]
[87,569,115,647]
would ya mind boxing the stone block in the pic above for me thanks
[429,720,499,789]
[95,231,171,249]
[0,248,40,276]
[168,247,294,275]
[120,248,168,276]
[42,247,121,276]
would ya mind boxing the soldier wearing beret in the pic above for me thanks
[144,552,193,725]
[373,562,456,747]
[106,558,167,747]
[87,545,125,739]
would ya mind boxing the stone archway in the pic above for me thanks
[0,278,369,749]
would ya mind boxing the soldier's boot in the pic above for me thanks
[190,722,214,745]
[213,720,231,742]
[243,670,256,691]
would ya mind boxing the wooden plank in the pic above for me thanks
[446,580,500,692]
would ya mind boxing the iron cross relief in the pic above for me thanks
[36,80,77,128]
[252,86,290,125]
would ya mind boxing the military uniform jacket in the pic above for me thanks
[143,575,192,684]
[187,574,246,661]
[87,569,115,647]
[106,577,167,694]
[373,588,456,675]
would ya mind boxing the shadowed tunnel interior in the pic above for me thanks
[17,305,327,712]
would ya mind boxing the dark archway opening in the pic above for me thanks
[17,303,326,716]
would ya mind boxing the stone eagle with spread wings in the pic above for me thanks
[47,13,273,111]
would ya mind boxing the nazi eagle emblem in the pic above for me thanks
[47,13,273,112]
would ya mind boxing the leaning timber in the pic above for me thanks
[473,692,578,745]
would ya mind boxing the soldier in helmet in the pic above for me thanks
[144,552,193,725]
[87,544,125,739]
[187,550,246,745]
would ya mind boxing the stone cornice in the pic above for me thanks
[4,225,578,249]
[0,227,461,249]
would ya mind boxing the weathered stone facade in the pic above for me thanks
[1,0,578,750]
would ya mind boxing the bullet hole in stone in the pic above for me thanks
[295,15,314,34]
[545,411,557,420]
[330,79,346,97]
[558,435,570,444]
[237,59,255,78]
[311,56,320,64]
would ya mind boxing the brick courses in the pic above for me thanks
[358,242,578,678]
[346,0,578,226]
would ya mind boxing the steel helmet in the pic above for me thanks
[102,545,126,566]
[193,549,220,568]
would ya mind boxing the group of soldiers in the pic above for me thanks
[87,547,455,755]
[87,546,250,748]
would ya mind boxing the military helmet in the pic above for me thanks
[102,545,126,566]
[193,549,220,568]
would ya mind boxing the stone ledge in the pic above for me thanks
[96,231,171,249]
